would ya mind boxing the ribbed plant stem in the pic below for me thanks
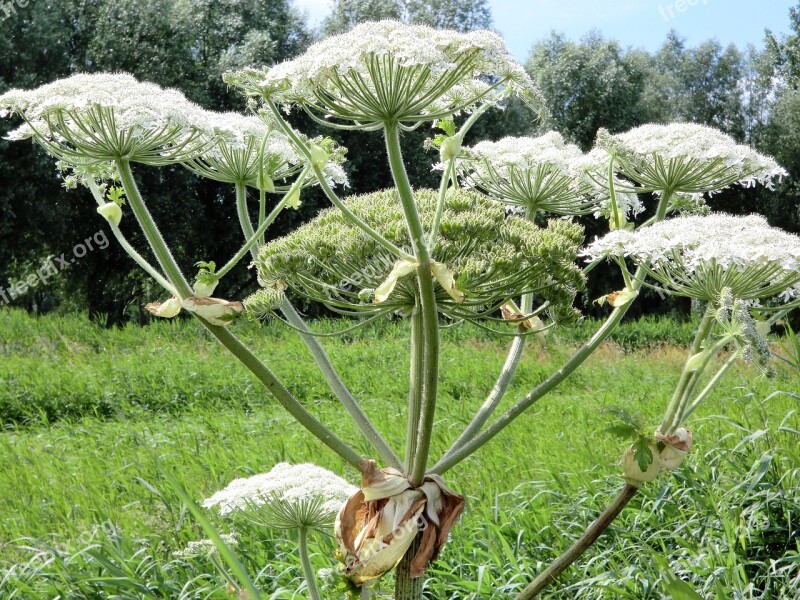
[116,159,192,298]
[384,121,439,487]
[298,527,322,600]
[515,484,639,599]
[406,308,425,472]
[394,535,424,600]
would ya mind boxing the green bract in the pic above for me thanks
[253,188,585,325]
[225,20,544,130]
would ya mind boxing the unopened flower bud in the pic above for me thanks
[258,174,276,193]
[655,428,693,470]
[621,443,660,487]
[145,297,182,318]
[97,202,122,226]
[183,296,244,326]
[309,144,329,169]
[193,279,218,298]
[440,135,463,162]
[284,188,301,210]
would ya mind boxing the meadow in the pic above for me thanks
[0,308,797,598]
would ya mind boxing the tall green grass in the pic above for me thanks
[0,309,797,598]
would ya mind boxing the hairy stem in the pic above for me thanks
[406,307,425,472]
[515,484,639,599]
[298,527,322,600]
[385,121,439,486]
[394,535,424,600]
[282,300,402,469]
[116,159,193,298]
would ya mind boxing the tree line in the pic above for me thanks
[0,0,798,323]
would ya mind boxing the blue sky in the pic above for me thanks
[293,0,797,61]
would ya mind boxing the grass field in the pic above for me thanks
[0,308,798,598]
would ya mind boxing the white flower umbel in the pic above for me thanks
[0,73,214,165]
[173,533,239,558]
[225,20,542,129]
[585,214,800,302]
[203,462,357,530]
[594,123,787,195]
[186,110,348,190]
[458,132,599,217]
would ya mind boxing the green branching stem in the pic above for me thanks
[281,300,402,469]
[659,304,717,433]
[433,192,676,474]
[117,161,364,469]
[199,319,365,469]
[218,171,309,280]
[235,181,259,261]
[680,353,738,422]
[385,121,440,486]
[514,484,639,599]
[406,308,425,472]
[85,178,177,296]
[264,102,410,260]
[298,527,322,600]
[116,159,193,299]
[427,105,489,252]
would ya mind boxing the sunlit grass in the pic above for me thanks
[0,309,797,598]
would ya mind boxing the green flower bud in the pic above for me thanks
[309,143,329,169]
[97,202,122,226]
[440,135,463,162]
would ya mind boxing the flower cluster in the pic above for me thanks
[252,188,585,325]
[592,123,787,194]
[173,533,239,558]
[585,214,800,302]
[225,20,543,128]
[203,462,357,529]
[185,111,348,189]
[0,73,207,165]
[458,132,601,216]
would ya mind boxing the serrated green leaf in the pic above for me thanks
[633,437,654,472]
[602,423,639,440]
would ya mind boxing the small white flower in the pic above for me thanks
[203,462,357,524]
[584,214,800,302]
[173,533,238,558]
[226,20,542,127]
[592,123,787,194]
[458,132,599,216]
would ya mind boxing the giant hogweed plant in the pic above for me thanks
[2,20,798,600]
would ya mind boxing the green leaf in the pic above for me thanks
[633,437,654,472]
[435,117,456,137]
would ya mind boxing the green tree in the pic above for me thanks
[526,32,650,150]
[646,32,745,138]
[322,0,491,36]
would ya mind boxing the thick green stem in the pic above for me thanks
[432,301,631,474]
[680,353,738,422]
[281,300,402,469]
[433,192,677,474]
[659,305,716,433]
[264,102,409,259]
[445,334,525,457]
[384,121,439,486]
[515,484,639,599]
[117,163,363,469]
[235,182,260,262]
[298,527,322,600]
[405,308,425,472]
[85,178,177,295]
[116,160,193,299]
[394,535,424,600]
